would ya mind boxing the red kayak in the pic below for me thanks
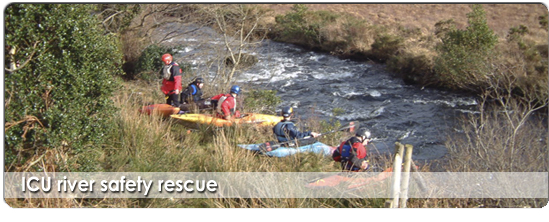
[139,104,180,117]
[306,168,393,189]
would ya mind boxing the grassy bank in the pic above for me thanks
[259,4,548,103]
[8,79,546,208]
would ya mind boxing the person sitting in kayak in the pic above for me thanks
[273,106,320,146]
[211,85,241,120]
[332,127,371,171]
[180,77,205,104]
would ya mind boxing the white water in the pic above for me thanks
[160,24,480,160]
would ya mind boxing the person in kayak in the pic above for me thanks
[181,77,205,104]
[332,127,371,171]
[160,53,183,109]
[211,85,241,120]
[273,106,320,146]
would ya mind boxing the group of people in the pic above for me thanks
[273,106,372,172]
[161,53,371,172]
[160,53,240,120]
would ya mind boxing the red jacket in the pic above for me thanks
[338,138,367,159]
[211,93,237,118]
[161,62,182,95]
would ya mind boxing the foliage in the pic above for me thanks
[134,44,191,81]
[331,107,345,116]
[370,34,404,62]
[95,4,142,34]
[274,4,339,49]
[4,4,123,171]
[434,4,498,91]
[135,44,171,75]
[387,53,435,85]
[242,89,282,114]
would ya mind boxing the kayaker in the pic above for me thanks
[332,127,371,171]
[273,106,320,146]
[211,85,241,120]
[160,53,183,109]
[181,77,205,104]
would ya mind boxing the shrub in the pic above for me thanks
[4,4,123,172]
[134,44,191,81]
[433,4,498,91]
[274,4,339,49]
[387,53,435,85]
[370,34,404,62]
[242,89,282,114]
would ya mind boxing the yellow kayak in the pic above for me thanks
[170,113,283,127]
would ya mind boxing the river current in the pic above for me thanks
[163,24,479,160]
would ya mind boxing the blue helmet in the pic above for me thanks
[230,85,240,95]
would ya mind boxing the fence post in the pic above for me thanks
[399,144,414,208]
[391,142,404,208]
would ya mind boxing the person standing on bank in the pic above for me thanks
[160,53,183,108]
[273,106,320,145]
[332,127,371,171]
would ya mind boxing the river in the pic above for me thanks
[163,24,479,160]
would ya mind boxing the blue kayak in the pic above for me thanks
[238,142,336,157]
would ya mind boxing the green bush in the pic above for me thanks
[135,44,170,76]
[4,4,123,171]
[135,44,191,81]
[387,53,434,85]
[243,89,282,114]
[274,4,339,49]
[433,4,498,91]
[370,34,404,62]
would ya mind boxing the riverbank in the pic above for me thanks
[255,4,548,103]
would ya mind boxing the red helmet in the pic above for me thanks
[161,54,173,65]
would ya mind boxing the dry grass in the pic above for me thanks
[263,4,547,41]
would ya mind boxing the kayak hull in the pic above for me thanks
[140,104,180,117]
[171,113,283,127]
[306,168,393,189]
[238,141,336,157]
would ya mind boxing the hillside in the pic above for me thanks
[263,4,548,40]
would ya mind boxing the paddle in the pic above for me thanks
[258,121,359,153]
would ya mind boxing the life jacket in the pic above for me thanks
[333,137,361,162]
[212,93,236,116]
[333,137,365,171]
[181,84,203,103]
[273,121,295,143]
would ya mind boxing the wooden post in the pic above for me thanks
[399,144,414,208]
[391,142,404,208]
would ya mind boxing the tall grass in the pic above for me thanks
[405,94,548,208]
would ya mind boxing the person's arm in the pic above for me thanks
[285,123,312,139]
